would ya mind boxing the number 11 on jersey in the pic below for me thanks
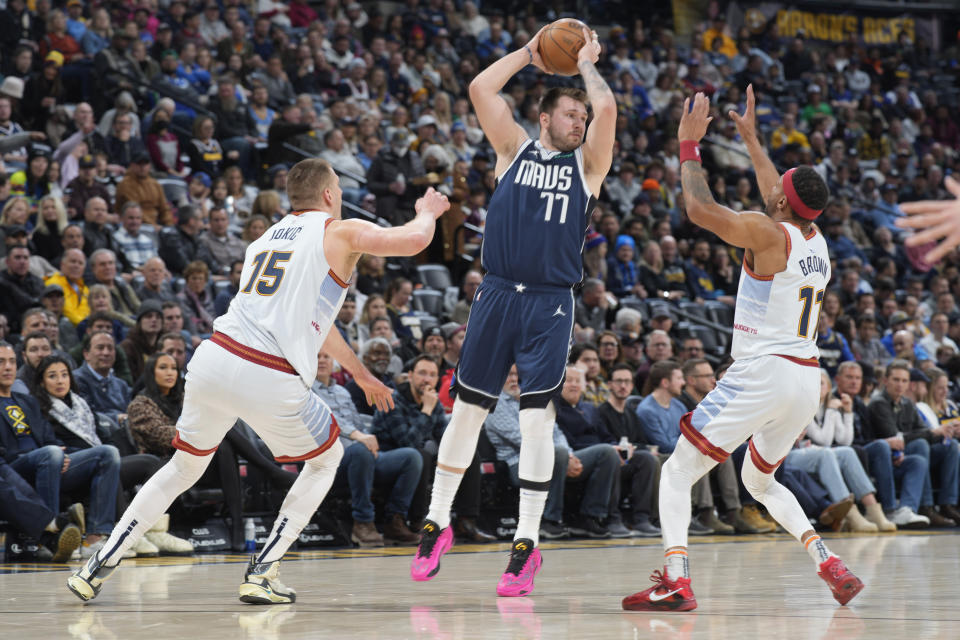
[797,286,824,339]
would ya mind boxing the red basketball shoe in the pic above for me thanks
[622,568,697,612]
[817,556,864,605]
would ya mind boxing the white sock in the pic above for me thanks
[515,404,557,547]
[98,450,212,566]
[428,400,489,530]
[804,534,836,566]
[659,439,718,550]
[515,488,548,545]
[257,440,343,564]
[426,468,462,530]
[665,548,690,581]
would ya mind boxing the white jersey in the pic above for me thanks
[731,222,830,362]
[214,210,348,387]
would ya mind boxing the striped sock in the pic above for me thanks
[804,534,836,566]
[664,547,689,581]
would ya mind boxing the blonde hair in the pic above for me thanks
[925,368,948,408]
[286,158,336,208]
[88,284,114,310]
[251,190,282,219]
[359,293,386,325]
[33,195,69,235]
[357,254,385,277]
[0,196,29,226]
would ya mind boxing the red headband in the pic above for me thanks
[782,168,822,220]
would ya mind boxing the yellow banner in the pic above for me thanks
[775,9,915,44]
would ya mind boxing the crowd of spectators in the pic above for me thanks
[2,0,960,559]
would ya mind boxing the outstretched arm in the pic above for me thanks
[332,188,450,258]
[896,176,960,263]
[322,329,394,413]
[577,28,616,196]
[468,26,553,160]
[729,84,780,200]
[680,93,785,254]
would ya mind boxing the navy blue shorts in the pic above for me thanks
[453,274,574,410]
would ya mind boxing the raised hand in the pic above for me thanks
[728,83,758,142]
[577,27,601,68]
[678,92,713,143]
[415,187,451,220]
[896,176,960,263]
[524,25,555,75]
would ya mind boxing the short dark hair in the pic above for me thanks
[569,342,598,364]
[22,331,51,350]
[539,87,588,116]
[158,332,185,347]
[643,359,681,395]
[608,363,634,378]
[177,204,201,226]
[82,329,114,352]
[682,357,710,378]
[789,166,829,220]
[86,311,114,331]
[21,307,46,327]
[408,353,440,373]
[885,359,911,378]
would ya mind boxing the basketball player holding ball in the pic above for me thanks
[410,23,616,597]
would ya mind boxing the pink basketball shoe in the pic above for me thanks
[496,538,542,597]
[410,520,454,581]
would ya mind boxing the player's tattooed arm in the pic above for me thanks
[681,161,715,207]
[578,60,614,101]
[578,30,616,193]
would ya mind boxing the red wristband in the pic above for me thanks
[679,140,701,164]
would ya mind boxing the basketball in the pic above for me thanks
[537,19,589,76]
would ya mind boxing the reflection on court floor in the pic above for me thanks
[1,532,956,639]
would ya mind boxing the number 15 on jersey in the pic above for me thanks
[242,250,293,296]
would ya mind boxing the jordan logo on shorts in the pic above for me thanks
[553,305,566,317]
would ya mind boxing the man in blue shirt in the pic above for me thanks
[636,361,688,454]
[0,341,120,560]
[72,331,131,421]
[552,364,627,538]
[636,360,720,535]
[486,365,611,540]
[312,350,420,547]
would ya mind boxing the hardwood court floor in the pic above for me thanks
[1,531,957,639]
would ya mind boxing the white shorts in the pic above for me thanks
[679,354,821,473]
[173,336,339,462]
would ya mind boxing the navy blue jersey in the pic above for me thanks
[482,140,596,287]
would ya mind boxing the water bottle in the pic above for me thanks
[244,518,256,552]
[619,436,630,460]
